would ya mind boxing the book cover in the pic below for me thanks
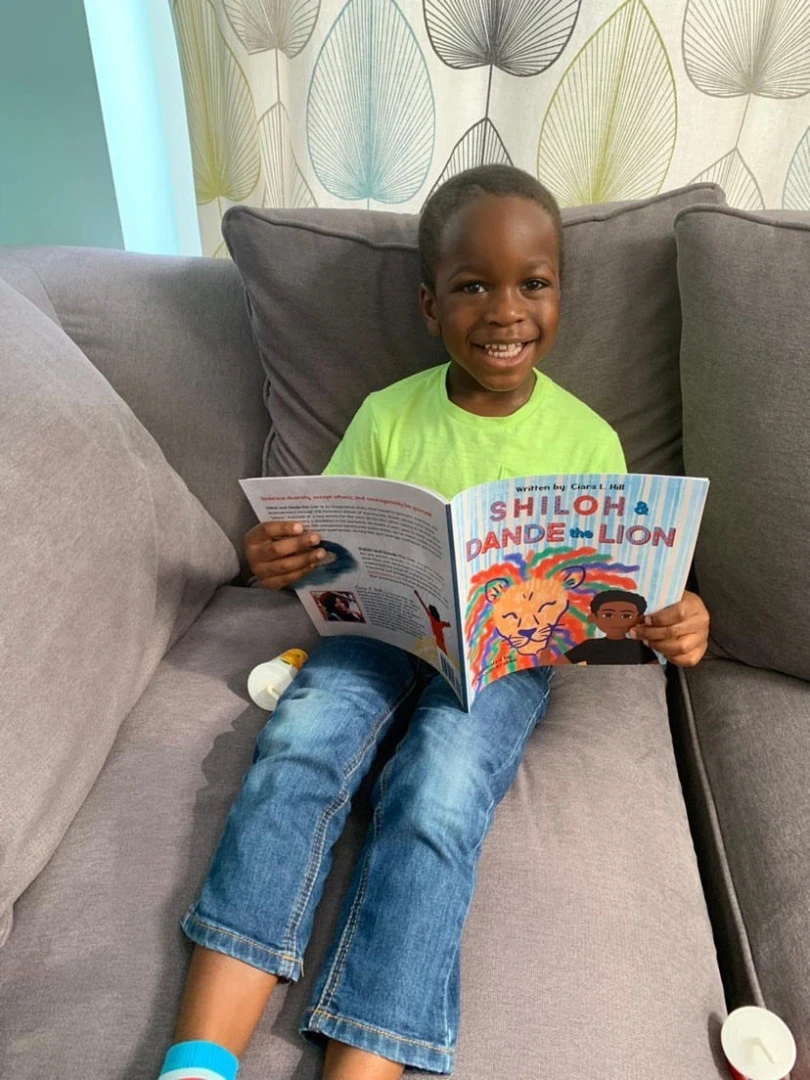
[451,473,708,701]
[241,473,708,709]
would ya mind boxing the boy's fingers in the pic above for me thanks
[270,535,321,560]
[262,520,306,539]
[629,612,705,644]
[247,532,321,562]
[644,600,690,627]
[246,520,302,543]
[644,598,709,629]
[253,548,327,582]
[655,633,707,667]
[245,521,315,549]
[257,566,317,589]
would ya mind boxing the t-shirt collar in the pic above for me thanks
[438,362,543,424]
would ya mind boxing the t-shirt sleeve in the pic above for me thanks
[321,396,385,478]
[593,428,627,473]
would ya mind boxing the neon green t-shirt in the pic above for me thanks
[323,363,626,501]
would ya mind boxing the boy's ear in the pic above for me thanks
[419,283,441,337]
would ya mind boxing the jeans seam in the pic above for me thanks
[184,912,300,967]
[280,677,418,961]
[308,1007,452,1056]
[440,790,495,1049]
[316,762,388,1012]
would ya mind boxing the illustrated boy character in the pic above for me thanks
[414,589,452,655]
[563,590,659,665]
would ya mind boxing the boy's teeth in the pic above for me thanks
[483,343,523,356]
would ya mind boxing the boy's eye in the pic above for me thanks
[456,278,552,294]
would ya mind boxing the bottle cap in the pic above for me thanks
[279,648,308,670]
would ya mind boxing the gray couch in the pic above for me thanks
[0,187,807,1080]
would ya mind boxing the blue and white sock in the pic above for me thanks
[158,1039,238,1080]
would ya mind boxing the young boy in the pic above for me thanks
[159,166,710,1080]
[564,590,660,665]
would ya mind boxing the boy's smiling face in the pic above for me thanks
[419,194,560,416]
[590,601,643,639]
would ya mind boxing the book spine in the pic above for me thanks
[446,503,470,710]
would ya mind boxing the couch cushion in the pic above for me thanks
[676,206,810,680]
[0,280,238,945]
[0,246,269,561]
[0,586,726,1079]
[0,247,61,323]
[678,660,810,1075]
[223,183,724,481]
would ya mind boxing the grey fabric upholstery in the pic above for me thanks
[0,247,61,322]
[675,660,810,1078]
[676,205,810,681]
[0,279,238,945]
[0,246,268,563]
[0,588,727,1079]
[15,190,810,1079]
[222,184,724,480]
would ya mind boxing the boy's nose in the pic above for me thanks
[484,289,527,324]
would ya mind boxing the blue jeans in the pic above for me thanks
[182,637,551,1073]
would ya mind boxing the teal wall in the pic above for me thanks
[0,0,123,248]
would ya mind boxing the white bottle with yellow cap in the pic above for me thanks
[247,649,308,713]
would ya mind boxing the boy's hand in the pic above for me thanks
[244,521,330,590]
[628,589,709,668]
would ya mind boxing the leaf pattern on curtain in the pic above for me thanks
[682,0,810,98]
[427,119,512,201]
[223,0,320,57]
[171,0,810,252]
[692,148,764,208]
[423,0,580,76]
[536,0,677,205]
[259,102,317,207]
[783,126,810,209]
[306,0,435,204]
[173,0,261,205]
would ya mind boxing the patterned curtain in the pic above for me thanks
[171,0,810,257]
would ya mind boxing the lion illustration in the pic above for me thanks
[465,549,641,690]
[483,566,586,660]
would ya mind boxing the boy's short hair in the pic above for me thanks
[590,590,647,615]
[418,165,563,291]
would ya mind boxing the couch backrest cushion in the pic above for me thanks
[0,279,238,945]
[0,247,268,561]
[676,206,810,680]
[223,183,725,480]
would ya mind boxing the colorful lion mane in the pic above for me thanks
[465,548,640,689]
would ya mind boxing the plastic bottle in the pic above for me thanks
[247,649,308,712]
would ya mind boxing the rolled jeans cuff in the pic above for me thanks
[181,905,304,982]
[301,1006,454,1075]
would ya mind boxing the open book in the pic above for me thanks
[241,473,708,710]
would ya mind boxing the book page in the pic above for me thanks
[241,476,466,704]
[450,474,708,702]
